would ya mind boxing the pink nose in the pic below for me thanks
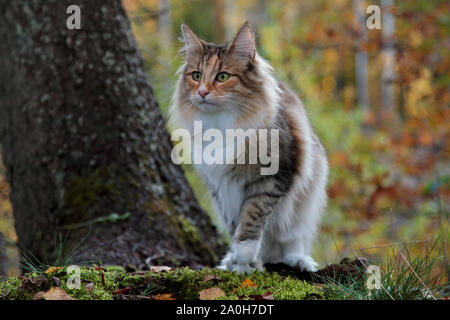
[198,90,209,99]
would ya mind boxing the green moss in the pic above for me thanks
[0,266,326,300]
[155,267,323,300]
[0,277,22,299]
[178,216,202,244]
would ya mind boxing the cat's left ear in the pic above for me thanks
[227,22,256,62]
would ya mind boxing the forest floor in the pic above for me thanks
[0,258,447,300]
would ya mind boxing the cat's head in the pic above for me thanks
[173,22,280,123]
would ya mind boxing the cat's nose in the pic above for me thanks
[198,89,209,99]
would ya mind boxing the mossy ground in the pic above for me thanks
[0,266,328,300]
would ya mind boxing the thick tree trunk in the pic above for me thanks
[0,232,7,278]
[0,0,224,270]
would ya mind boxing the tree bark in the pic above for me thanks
[0,232,7,278]
[0,0,224,270]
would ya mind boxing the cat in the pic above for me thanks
[169,22,329,273]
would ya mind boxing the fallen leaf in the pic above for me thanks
[44,267,63,275]
[150,266,173,273]
[239,279,258,288]
[199,287,225,300]
[32,291,45,300]
[155,293,176,300]
[85,283,95,294]
[42,287,74,300]
[202,275,222,282]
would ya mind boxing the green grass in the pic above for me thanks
[320,241,448,300]
[17,228,92,273]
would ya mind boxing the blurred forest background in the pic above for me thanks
[0,0,448,280]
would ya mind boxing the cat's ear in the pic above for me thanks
[227,22,256,62]
[181,24,203,59]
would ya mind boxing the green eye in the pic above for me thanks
[216,72,230,82]
[192,72,202,81]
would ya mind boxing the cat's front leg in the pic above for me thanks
[218,193,279,273]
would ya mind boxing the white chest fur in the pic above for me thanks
[190,110,243,232]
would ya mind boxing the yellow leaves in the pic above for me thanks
[44,267,63,275]
[406,68,433,118]
[33,287,74,300]
[409,30,423,48]
[155,293,176,300]
[199,287,225,300]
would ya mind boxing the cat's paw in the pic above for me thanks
[217,242,262,274]
[217,262,262,274]
[283,254,319,272]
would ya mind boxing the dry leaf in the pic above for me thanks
[44,267,63,275]
[202,275,221,282]
[239,279,258,288]
[199,287,225,300]
[155,293,176,300]
[150,266,173,273]
[42,287,74,300]
[32,291,45,300]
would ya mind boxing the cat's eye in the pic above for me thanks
[216,72,230,82]
[192,72,202,81]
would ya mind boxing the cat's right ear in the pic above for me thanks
[181,24,203,60]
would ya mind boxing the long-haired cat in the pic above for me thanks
[170,22,328,273]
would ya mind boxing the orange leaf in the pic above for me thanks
[155,293,176,300]
[239,279,258,288]
[44,267,63,275]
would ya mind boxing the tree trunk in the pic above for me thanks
[380,0,396,118]
[214,0,225,43]
[158,0,173,53]
[0,0,224,270]
[353,0,370,110]
[0,232,7,278]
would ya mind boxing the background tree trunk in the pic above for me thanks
[0,0,225,270]
[214,0,226,43]
[157,0,173,54]
[353,0,370,110]
[380,0,396,119]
